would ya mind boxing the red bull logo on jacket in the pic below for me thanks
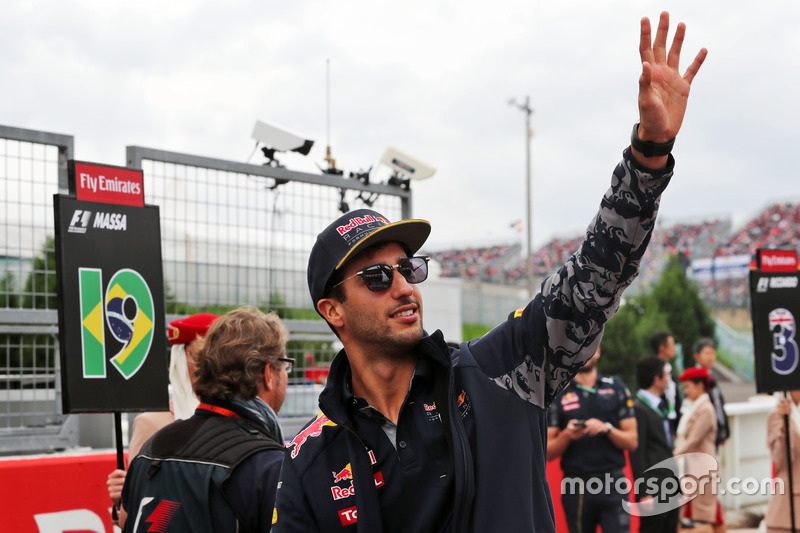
[331,471,385,501]
[287,412,336,459]
[332,463,353,483]
[457,390,472,419]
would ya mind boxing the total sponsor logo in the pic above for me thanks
[68,209,128,233]
[287,412,337,459]
[756,276,799,293]
[338,506,359,526]
[336,214,389,236]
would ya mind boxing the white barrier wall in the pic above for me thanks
[719,396,778,511]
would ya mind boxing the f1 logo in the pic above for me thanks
[68,209,92,234]
[757,277,769,293]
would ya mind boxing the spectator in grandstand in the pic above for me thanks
[674,366,725,533]
[765,391,800,533]
[271,12,707,532]
[650,330,682,435]
[119,306,289,532]
[693,337,730,448]
[106,313,219,523]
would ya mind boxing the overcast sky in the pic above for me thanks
[3,0,797,251]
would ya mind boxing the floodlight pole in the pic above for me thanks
[510,96,535,298]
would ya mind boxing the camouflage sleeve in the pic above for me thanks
[477,148,673,408]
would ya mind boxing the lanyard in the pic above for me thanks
[636,391,667,420]
[196,402,242,418]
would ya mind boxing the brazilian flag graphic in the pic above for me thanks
[79,268,154,380]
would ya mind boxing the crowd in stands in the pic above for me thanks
[427,202,800,310]
[658,218,728,259]
[712,202,800,257]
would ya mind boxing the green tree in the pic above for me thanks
[598,253,716,390]
[22,236,57,310]
[649,254,717,369]
[5,237,58,385]
[599,292,670,390]
[0,272,20,308]
[267,290,338,375]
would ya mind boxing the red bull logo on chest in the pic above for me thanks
[287,412,336,459]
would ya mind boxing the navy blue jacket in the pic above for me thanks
[272,149,673,532]
[122,400,284,533]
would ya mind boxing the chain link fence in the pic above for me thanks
[1,125,411,453]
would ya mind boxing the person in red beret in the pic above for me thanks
[107,313,219,524]
[675,365,725,532]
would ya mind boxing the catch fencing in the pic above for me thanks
[0,124,412,453]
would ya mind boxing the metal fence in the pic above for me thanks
[1,124,412,454]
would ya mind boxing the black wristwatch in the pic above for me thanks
[630,122,675,157]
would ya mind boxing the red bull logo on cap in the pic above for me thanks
[287,412,336,459]
[336,215,389,236]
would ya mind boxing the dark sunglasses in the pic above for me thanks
[331,256,430,293]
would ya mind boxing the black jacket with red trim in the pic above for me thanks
[121,399,284,533]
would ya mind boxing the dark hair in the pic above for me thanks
[324,268,348,303]
[692,337,716,355]
[193,306,288,401]
[636,355,666,390]
[687,377,709,391]
[649,331,672,355]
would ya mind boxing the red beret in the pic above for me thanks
[167,313,220,345]
[679,366,710,385]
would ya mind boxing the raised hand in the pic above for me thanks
[634,12,707,165]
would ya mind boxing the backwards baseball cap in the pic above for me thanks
[307,208,431,311]
[167,313,220,345]
[679,366,711,387]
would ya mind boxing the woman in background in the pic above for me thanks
[765,391,800,533]
[674,366,725,533]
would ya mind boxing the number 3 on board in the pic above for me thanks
[769,307,799,376]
